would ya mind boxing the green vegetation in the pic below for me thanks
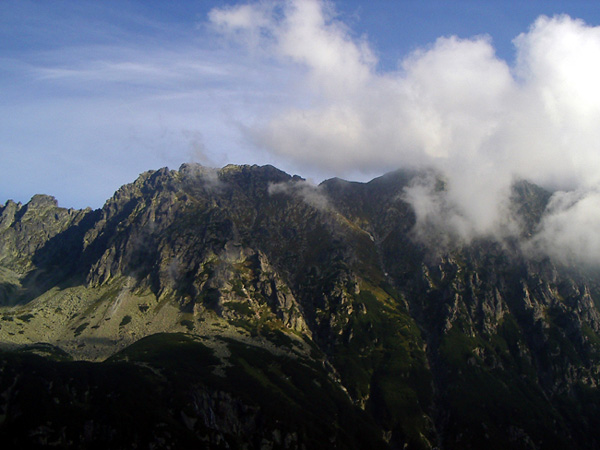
[333,287,434,449]
[230,279,246,298]
[179,319,194,331]
[437,324,573,449]
[0,333,379,449]
[73,322,89,337]
[15,343,73,362]
[16,313,34,322]
[226,300,253,316]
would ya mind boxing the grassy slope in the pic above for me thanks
[0,333,388,449]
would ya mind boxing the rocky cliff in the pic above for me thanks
[1,163,600,449]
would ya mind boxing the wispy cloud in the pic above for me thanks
[0,2,298,208]
[268,179,331,211]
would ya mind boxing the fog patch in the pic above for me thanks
[402,172,520,250]
[179,163,225,193]
[526,189,600,266]
[268,180,330,211]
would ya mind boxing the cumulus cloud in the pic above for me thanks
[210,1,600,265]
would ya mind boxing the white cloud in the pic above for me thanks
[210,1,600,264]
[208,1,280,59]
[528,189,600,266]
[510,15,600,190]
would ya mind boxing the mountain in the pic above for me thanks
[1,163,600,449]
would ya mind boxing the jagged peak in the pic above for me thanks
[1,199,22,210]
[218,163,291,178]
[0,200,21,231]
[27,194,58,209]
[320,168,421,191]
[178,162,218,176]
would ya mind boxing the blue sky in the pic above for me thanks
[2,0,600,211]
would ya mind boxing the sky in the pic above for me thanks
[2,0,600,264]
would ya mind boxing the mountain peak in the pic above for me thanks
[27,193,58,208]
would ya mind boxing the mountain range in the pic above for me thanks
[1,163,600,449]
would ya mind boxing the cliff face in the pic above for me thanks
[0,194,96,305]
[2,163,600,449]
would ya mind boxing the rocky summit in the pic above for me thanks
[1,163,600,449]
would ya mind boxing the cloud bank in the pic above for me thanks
[210,0,600,266]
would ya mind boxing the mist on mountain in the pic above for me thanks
[211,1,600,265]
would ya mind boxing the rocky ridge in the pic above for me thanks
[1,163,600,449]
